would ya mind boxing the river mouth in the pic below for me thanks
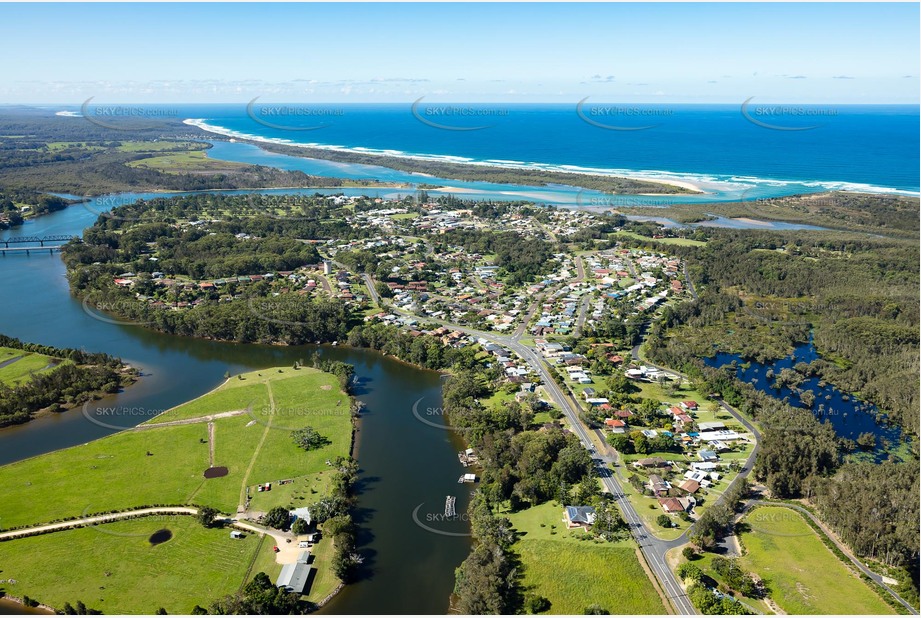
[148,529,173,545]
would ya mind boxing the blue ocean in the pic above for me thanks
[61,103,920,197]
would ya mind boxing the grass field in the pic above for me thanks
[0,516,262,614]
[116,140,207,153]
[0,366,352,613]
[0,366,351,528]
[145,381,272,423]
[738,506,894,615]
[613,230,707,247]
[0,346,60,386]
[503,502,666,614]
[127,150,248,174]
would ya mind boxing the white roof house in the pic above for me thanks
[290,507,312,525]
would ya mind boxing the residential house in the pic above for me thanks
[658,497,694,514]
[634,457,669,469]
[563,505,597,529]
[648,475,671,496]
[678,479,701,494]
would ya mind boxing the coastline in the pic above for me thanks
[184,118,921,199]
[185,119,704,195]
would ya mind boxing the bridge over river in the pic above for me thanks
[0,235,80,254]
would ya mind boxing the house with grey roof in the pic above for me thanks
[563,505,596,529]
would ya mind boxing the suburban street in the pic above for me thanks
[368,285,700,614]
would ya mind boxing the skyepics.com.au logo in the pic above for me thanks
[81,194,146,223]
[81,404,167,431]
[411,397,470,432]
[738,297,839,328]
[245,97,344,131]
[576,98,674,131]
[411,502,472,537]
[575,189,684,210]
[80,98,182,131]
[744,506,813,537]
[737,186,843,219]
[411,97,508,131]
[82,297,157,327]
[247,403,350,432]
[741,97,838,131]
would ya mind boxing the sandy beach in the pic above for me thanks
[186,119,704,195]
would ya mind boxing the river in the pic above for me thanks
[0,201,471,613]
[0,156,839,612]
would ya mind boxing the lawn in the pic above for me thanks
[0,516,262,614]
[738,506,894,615]
[0,346,60,386]
[504,502,666,614]
[126,150,248,174]
[613,231,707,247]
[0,366,352,528]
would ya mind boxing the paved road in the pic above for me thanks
[316,274,334,296]
[352,255,750,614]
[629,341,763,538]
[374,303,698,613]
[509,340,697,614]
[573,293,591,339]
[361,272,380,305]
[682,262,698,301]
[630,337,918,615]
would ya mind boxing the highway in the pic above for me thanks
[353,258,769,615]
[358,276,699,613]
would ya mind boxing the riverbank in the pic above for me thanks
[0,338,140,429]
[0,596,54,615]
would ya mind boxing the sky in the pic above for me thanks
[1,2,918,104]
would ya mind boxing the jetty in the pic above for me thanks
[458,448,479,467]
[458,473,477,483]
[444,495,456,518]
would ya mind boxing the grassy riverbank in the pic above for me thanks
[0,365,353,612]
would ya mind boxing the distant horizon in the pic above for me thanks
[1,3,917,105]
[6,101,920,107]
